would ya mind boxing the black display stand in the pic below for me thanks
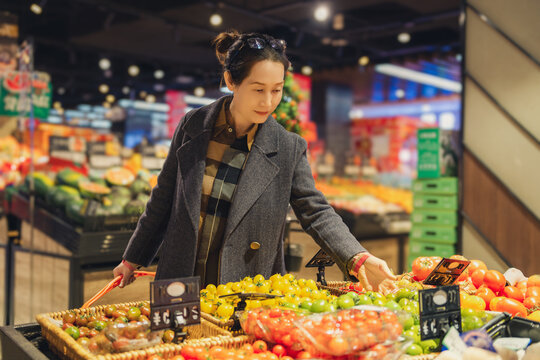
[0,323,57,360]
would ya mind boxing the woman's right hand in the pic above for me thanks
[113,260,137,288]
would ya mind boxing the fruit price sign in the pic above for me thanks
[0,71,52,118]
[419,285,461,340]
[87,141,122,168]
[150,276,201,331]
[49,135,87,164]
[423,258,470,286]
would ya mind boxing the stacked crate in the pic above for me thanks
[408,177,459,268]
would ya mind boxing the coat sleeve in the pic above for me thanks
[122,115,188,266]
[289,136,366,277]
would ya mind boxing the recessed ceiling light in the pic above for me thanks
[53,101,62,109]
[103,102,111,108]
[106,94,115,103]
[146,94,156,103]
[122,86,130,95]
[99,58,111,70]
[99,84,109,94]
[154,69,165,79]
[301,66,313,76]
[398,32,411,44]
[30,3,43,15]
[314,4,330,22]
[358,56,370,66]
[333,13,344,30]
[57,87,66,95]
[139,90,147,98]
[209,13,223,26]
[395,89,405,99]
[128,65,140,77]
[194,86,205,97]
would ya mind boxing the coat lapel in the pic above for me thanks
[224,118,280,241]
[176,96,229,234]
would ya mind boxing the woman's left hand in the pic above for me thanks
[355,254,398,294]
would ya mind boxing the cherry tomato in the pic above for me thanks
[468,260,487,274]
[328,336,350,355]
[526,287,540,298]
[476,287,496,309]
[471,269,487,289]
[147,355,164,360]
[271,344,287,357]
[495,298,527,317]
[296,351,313,359]
[253,340,268,353]
[503,286,524,302]
[490,297,505,312]
[181,345,197,360]
[527,275,540,288]
[484,270,506,293]
[523,297,540,311]
[412,257,436,281]
[170,356,185,360]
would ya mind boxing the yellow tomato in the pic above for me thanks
[216,303,234,318]
[217,286,233,297]
[305,279,318,291]
[242,276,253,284]
[206,284,217,294]
[527,311,540,322]
[200,300,215,314]
[282,284,296,296]
[283,273,296,282]
[247,300,262,309]
[231,282,243,293]
[270,289,282,296]
[255,281,271,294]
[272,279,288,292]
[270,273,282,283]
[311,290,323,300]
[300,287,313,298]
[253,274,265,283]
[243,283,257,293]
[297,278,307,287]
[261,299,276,307]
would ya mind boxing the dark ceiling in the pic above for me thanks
[1,0,461,106]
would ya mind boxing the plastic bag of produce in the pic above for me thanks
[85,321,163,354]
[293,306,405,358]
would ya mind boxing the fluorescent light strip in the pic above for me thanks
[184,95,216,106]
[375,63,462,92]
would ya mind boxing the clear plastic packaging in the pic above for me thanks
[85,321,163,354]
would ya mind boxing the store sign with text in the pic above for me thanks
[0,71,52,119]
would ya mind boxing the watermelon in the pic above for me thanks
[124,199,145,216]
[56,169,86,188]
[65,199,85,224]
[110,186,132,198]
[79,181,111,199]
[25,172,54,199]
[89,174,107,186]
[136,193,150,205]
[47,186,81,208]
[131,178,151,195]
[104,203,124,215]
[105,167,135,187]
[107,195,130,208]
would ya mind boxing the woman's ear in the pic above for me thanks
[224,71,235,92]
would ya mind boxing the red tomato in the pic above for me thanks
[412,257,436,281]
[208,346,224,359]
[527,275,540,288]
[476,287,496,309]
[170,356,185,360]
[523,297,540,311]
[241,344,254,354]
[193,347,208,360]
[490,297,505,312]
[296,351,313,359]
[253,340,268,353]
[503,286,525,302]
[468,260,487,274]
[281,357,294,360]
[328,336,350,355]
[526,287,540,298]
[271,345,287,357]
[471,269,487,289]
[450,254,468,261]
[147,356,163,360]
[484,270,506,293]
[181,345,197,360]
[495,298,527,317]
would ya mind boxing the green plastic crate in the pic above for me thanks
[413,194,458,210]
[410,226,457,244]
[411,209,458,227]
[413,177,458,195]
[408,240,456,269]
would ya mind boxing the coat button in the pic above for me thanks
[250,241,261,250]
[227,127,233,133]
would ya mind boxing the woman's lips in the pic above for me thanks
[255,111,268,116]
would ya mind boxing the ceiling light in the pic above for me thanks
[375,63,462,92]
[332,13,344,30]
[103,102,111,109]
[128,65,140,77]
[194,86,205,97]
[154,69,165,79]
[106,94,115,103]
[57,87,66,95]
[99,84,109,94]
[331,38,348,47]
[301,66,313,76]
[314,4,330,22]
[139,90,147,98]
[30,3,43,15]
[395,89,405,99]
[122,86,130,95]
[146,94,156,103]
[209,13,223,26]
[397,32,411,43]
[99,58,111,70]
[53,101,62,109]
[358,56,370,66]
[456,54,463,62]
[321,37,332,45]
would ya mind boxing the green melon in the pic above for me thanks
[79,181,111,199]
[131,178,151,195]
[110,186,132,198]
[56,169,87,188]
[124,199,145,216]
[65,199,85,224]
[47,185,81,208]
[105,167,135,187]
[25,172,54,199]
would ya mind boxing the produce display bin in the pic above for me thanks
[6,193,156,325]
[409,225,457,244]
[411,209,458,227]
[413,193,458,210]
[408,239,456,268]
[412,177,458,195]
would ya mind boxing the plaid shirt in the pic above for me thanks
[195,99,258,286]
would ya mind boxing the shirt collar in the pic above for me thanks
[212,97,258,151]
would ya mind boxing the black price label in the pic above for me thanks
[419,285,461,340]
[49,136,86,163]
[305,249,335,268]
[423,258,471,286]
[87,142,121,168]
[150,276,201,331]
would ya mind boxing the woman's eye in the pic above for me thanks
[255,89,264,93]
[273,89,282,93]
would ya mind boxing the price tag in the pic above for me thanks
[87,142,122,168]
[142,145,166,170]
[49,136,87,164]
[305,249,335,268]
[423,258,471,286]
[419,285,461,340]
[150,276,201,331]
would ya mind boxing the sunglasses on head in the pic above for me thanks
[228,37,287,65]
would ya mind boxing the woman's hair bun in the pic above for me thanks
[213,30,241,65]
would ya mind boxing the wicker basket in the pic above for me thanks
[317,281,352,296]
[36,301,237,360]
[200,312,247,336]
[402,354,439,360]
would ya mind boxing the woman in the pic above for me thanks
[114,31,396,292]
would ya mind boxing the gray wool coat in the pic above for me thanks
[123,95,366,284]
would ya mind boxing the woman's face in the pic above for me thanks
[225,60,285,126]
